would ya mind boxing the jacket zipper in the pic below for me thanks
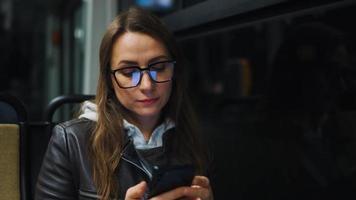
[121,155,153,180]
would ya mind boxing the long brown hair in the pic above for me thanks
[89,7,205,199]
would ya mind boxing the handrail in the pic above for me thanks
[44,94,95,122]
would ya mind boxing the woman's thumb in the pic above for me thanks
[125,181,147,199]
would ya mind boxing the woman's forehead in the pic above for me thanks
[111,32,168,66]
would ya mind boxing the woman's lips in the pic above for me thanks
[137,97,159,106]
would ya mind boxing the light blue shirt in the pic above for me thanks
[123,119,175,149]
[78,101,175,150]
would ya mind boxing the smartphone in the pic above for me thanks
[146,165,195,198]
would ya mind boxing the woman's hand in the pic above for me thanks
[149,176,213,200]
[125,181,147,200]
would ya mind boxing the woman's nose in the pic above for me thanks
[139,72,154,90]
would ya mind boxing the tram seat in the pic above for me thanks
[0,93,28,200]
[0,124,20,199]
[0,102,17,122]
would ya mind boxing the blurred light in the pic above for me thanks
[51,31,61,46]
[74,28,84,40]
[158,0,173,8]
[136,0,174,11]
[137,0,154,7]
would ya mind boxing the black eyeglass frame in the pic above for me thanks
[111,60,176,89]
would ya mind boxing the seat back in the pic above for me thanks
[0,124,20,200]
[0,95,26,123]
[0,93,28,200]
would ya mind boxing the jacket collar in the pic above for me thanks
[121,128,175,160]
[121,138,142,168]
[120,128,175,175]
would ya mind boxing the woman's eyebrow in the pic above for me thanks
[115,55,170,67]
[117,60,138,66]
[148,55,170,63]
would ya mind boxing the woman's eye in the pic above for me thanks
[151,63,166,71]
[120,68,137,76]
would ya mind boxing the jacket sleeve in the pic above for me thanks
[35,125,77,200]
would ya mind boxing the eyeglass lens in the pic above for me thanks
[114,61,174,88]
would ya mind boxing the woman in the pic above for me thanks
[35,7,213,200]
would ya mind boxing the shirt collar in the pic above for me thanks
[78,101,175,149]
[123,119,175,150]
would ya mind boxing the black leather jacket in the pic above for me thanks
[35,118,199,200]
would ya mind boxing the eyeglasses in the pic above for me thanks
[111,60,175,89]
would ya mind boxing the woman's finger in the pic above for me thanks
[149,176,213,200]
[125,181,147,200]
[191,176,210,188]
[183,187,210,199]
[149,187,187,200]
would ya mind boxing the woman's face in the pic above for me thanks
[110,32,172,122]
